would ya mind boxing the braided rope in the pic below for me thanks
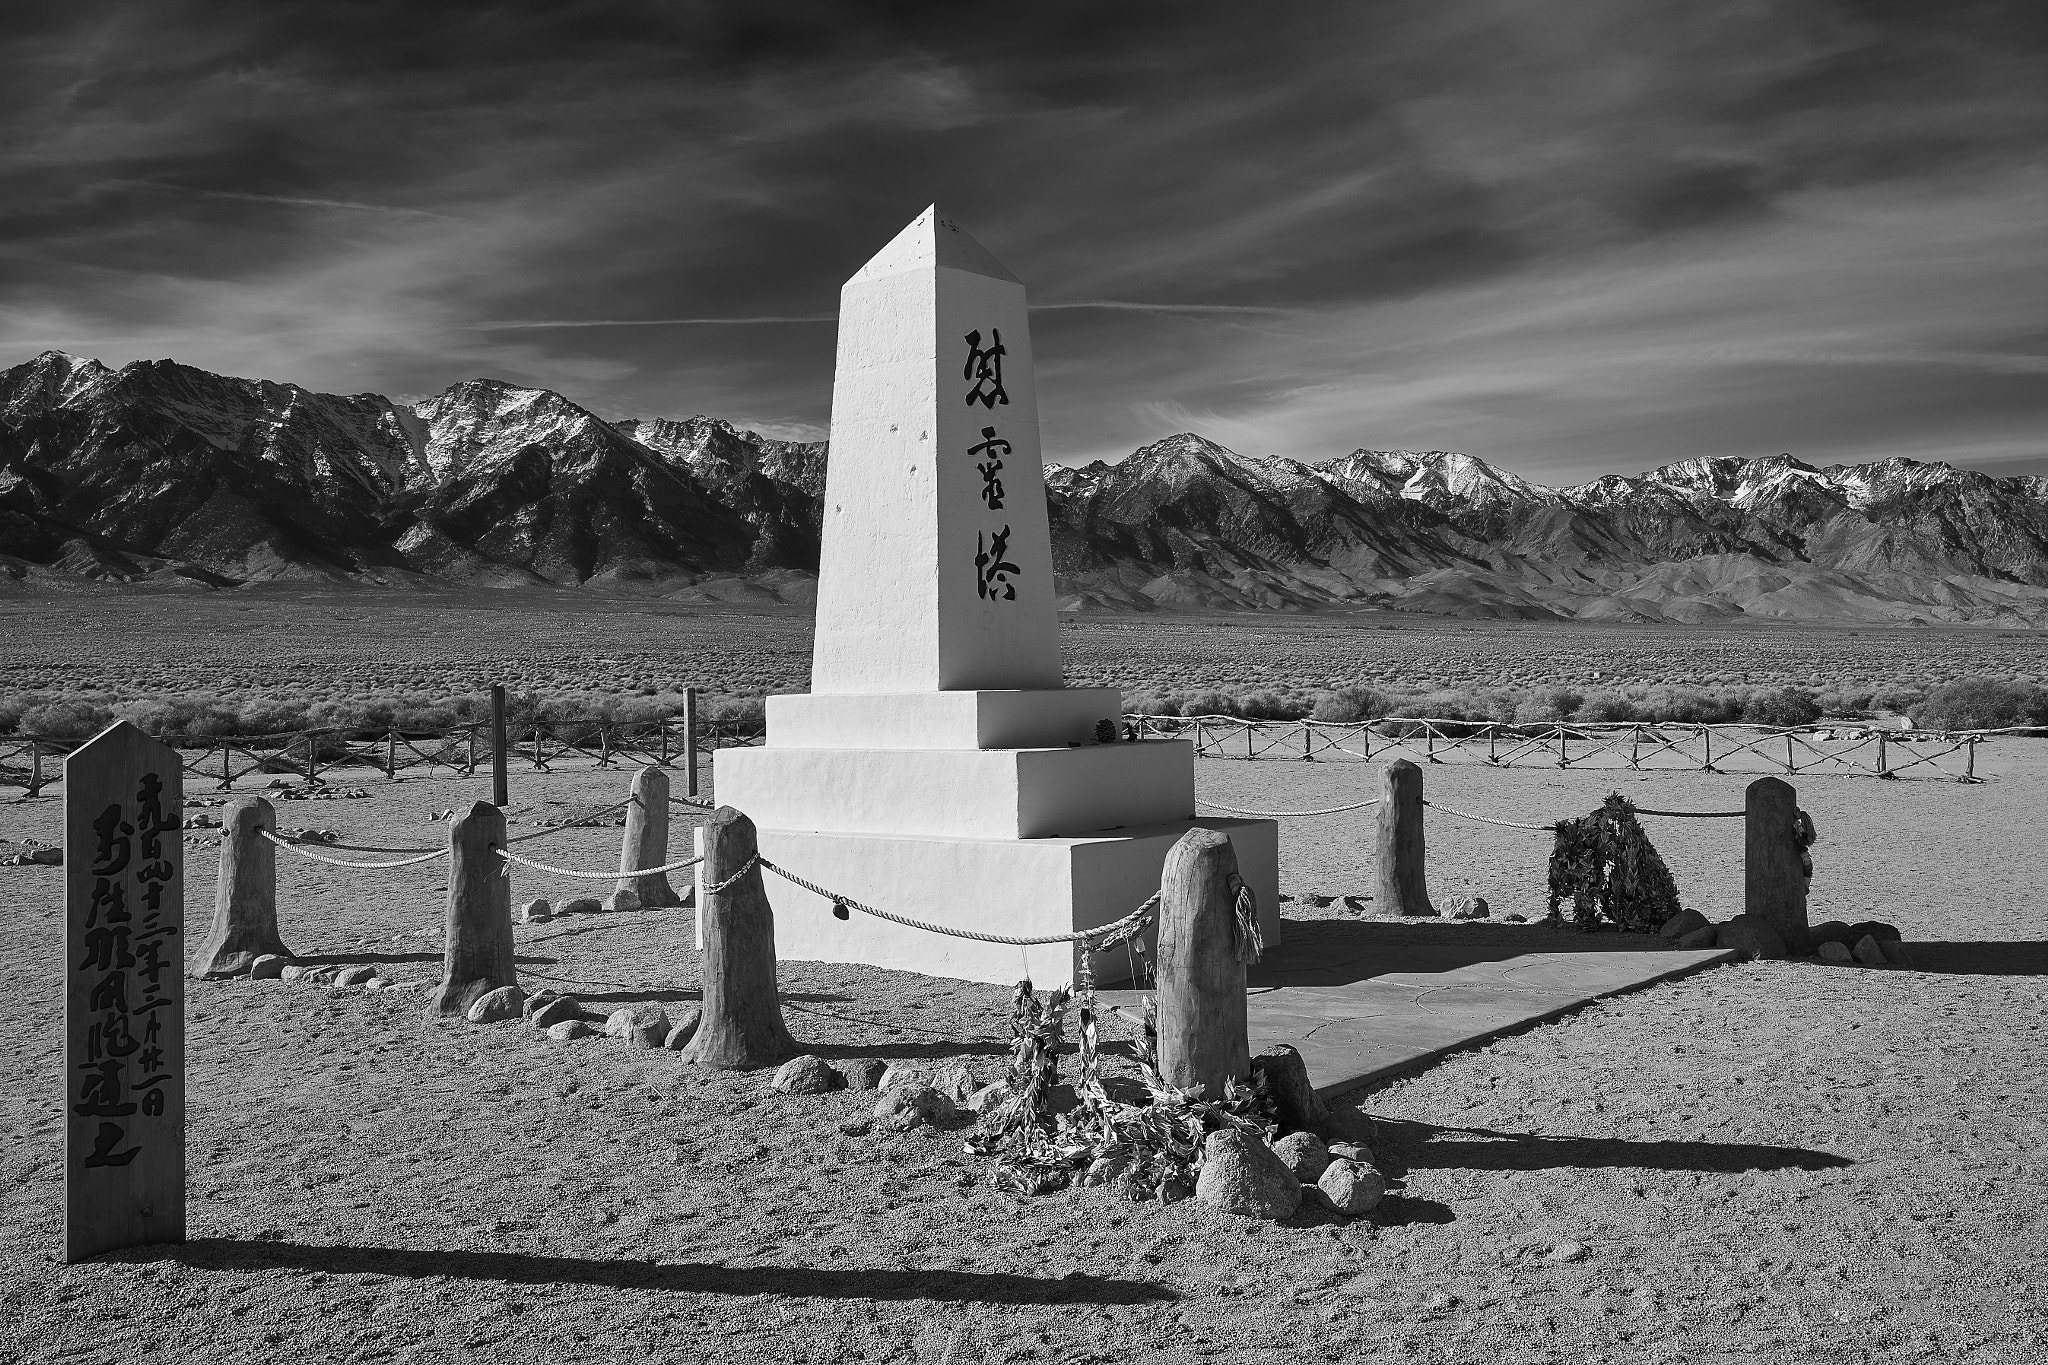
[1197,795,1381,818]
[260,829,448,869]
[756,856,1159,947]
[1421,799,1559,832]
[496,848,705,879]
[700,855,762,896]
[272,835,440,855]
[1632,807,1745,819]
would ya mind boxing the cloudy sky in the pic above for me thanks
[3,1,2044,481]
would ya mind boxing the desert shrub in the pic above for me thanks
[1512,688,1583,724]
[19,700,117,739]
[1740,688,1822,728]
[701,694,767,734]
[1817,689,1876,717]
[1872,687,1926,715]
[115,696,244,738]
[1125,691,1180,716]
[1235,690,1311,721]
[1312,686,1392,723]
[1638,686,1745,724]
[1912,677,2048,731]
[1175,689,1239,719]
[1547,794,1683,933]
[1576,691,1643,723]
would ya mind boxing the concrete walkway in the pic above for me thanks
[1108,917,1734,1099]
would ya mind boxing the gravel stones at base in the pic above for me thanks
[1853,934,1890,966]
[874,1085,952,1131]
[1659,909,1709,941]
[603,1003,671,1048]
[247,955,288,980]
[332,965,380,988]
[930,1062,976,1106]
[1715,913,1787,962]
[519,899,552,924]
[1316,1159,1385,1216]
[1251,1044,1330,1137]
[1272,1131,1331,1182]
[466,985,526,1023]
[1809,920,1854,950]
[771,1054,841,1094]
[1194,1129,1302,1220]
[1327,1140,1376,1167]
[662,1005,702,1051]
[966,1081,1008,1115]
[530,996,587,1031]
[521,989,559,1019]
[1819,941,1855,964]
[878,1063,925,1092]
[545,1020,597,1042]
[840,1058,887,1090]
[601,888,640,914]
[1675,924,1719,950]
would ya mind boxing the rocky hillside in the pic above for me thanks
[4,351,2047,625]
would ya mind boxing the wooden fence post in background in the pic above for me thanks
[684,686,700,799]
[1744,776,1810,954]
[1155,828,1251,1100]
[680,807,797,1069]
[1374,758,1436,918]
[1877,730,1889,778]
[613,766,682,909]
[430,801,515,1020]
[27,740,42,797]
[192,796,290,978]
[490,684,509,807]
[386,730,398,780]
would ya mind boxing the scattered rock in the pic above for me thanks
[878,1063,928,1093]
[1675,924,1719,951]
[602,887,641,915]
[1272,1131,1331,1183]
[663,1006,703,1051]
[519,899,552,924]
[1808,920,1855,951]
[1878,939,1916,968]
[1715,913,1787,962]
[561,897,601,916]
[332,965,380,988]
[1450,896,1490,920]
[530,996,587,1031]
[874,1085,952,1131]
[466,985,527,1023]
[266,777,296,790]
[837,1117,873,1137]
[1194,1129,1301,1220]
[185,813,220,829]
[604,1003,672,1048]
[1546,1240,1589,1263]
[967,1081,1009,1115]
[1818,941,1854,964]
[1503,913,1527,923]
[300,966,337,985]
[521,989,560,1019]
[1307,894,1337,908]
[364,978,390,991]
[1317,1159,1386,1216]
[25,847,63,866]
[930,1063,976,1106]
[247,955,288,981]
[1341,895,1369,914]
[1852,934,1889,966]
[1659,909,1709,941]
[546,1020,597,1042]
[771,1054,842,1094]
[840,1058,888,1090]
[1327,1140,1376,1168]
[278,965,309,982]
[1848,919,1902,944]
[1251,1045,1331,1137]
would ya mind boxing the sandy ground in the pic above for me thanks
[1,746,2044,1364]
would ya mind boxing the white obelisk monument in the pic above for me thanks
[710,206,1277,986]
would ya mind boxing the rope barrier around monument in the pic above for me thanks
[1195,795,1382,818]
[499,794,641,844]
[494,847,706,879]
[259,829,449,869]
[1630,806,1746,818]
[1420,799,1559,832]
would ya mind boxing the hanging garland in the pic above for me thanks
[1546,793,1684,933]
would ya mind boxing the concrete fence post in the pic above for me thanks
[681,807,797,1069]
[1744,776,1811,954]
[429,801,515,1019]
[1154,828,1251,1100]
[1374,758,1435,918]
[191,796,291,978]
[613,766,682,909]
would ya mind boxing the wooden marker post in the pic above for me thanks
[1155,828,1251,1100]
[681,807,797,1069]
[490,684,509,808]
[1744,777,1811,954]
[429,801,516,1019]
[191,796,290,978]
[616,766,681,907]
[683,686,700,799]
[65,721,185,1262]
[1374,759,1436,917]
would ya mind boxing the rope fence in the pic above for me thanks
[496,848,705,880]
[260,829,448,869]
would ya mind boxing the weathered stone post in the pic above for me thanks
[1155,828,1251,1100]
[191,796,290,978]
[1744,777,1811,953]
[1374,759,1435,917]
[681,807,797,1069]
[613,766,681,909]
[429,800,516,1019]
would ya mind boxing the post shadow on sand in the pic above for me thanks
[1364,1117,1854,1177]
[133,1240,1176,1306]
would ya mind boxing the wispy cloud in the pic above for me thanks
[99,178,451,218]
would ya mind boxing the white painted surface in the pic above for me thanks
[695,817,1280,987]
[767,689,1122,750]
[714,740,1196,840]
[811,205,1061,693]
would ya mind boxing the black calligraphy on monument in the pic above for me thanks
[969,426,1008,511]
[976,526,1020,601]
[962,329,1008,409]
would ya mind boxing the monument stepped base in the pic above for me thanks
[695,818,1279,987]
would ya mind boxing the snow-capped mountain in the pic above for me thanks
[4,350,2047,625]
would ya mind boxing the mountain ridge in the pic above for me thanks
[4,350,2046,626]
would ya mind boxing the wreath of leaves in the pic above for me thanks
[1546,793,1684,933]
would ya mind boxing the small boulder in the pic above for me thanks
[840,1058,888,1090]
[364,978,390,991]
[1272,1131,1331,1183]
[1317,1159,1386,1216]
[1715,914,1787,962]
[26,846,63,866]
[930,1063,976,1106]
[1452,896,1489,920]
[1675,924,1719,951]
[1808,920,1855,951]
[662,1006,703,1051]
[601,887,641,915]
[561,896,601,916]
[1852,934,1889,967]
[1546,1239,1589,1263]
[530,996,587,1031]
[878,1063,928,1093]
[1250,1045,1330,1137]
[1327,1140,1376,1167]
[278,965,309,982]
[771,1054,842,1095]
[1878,939,1916,968]
[1848,919,1902,944]
[1659,909,1709,941]
[604,1003,672,1048]
[521,989,560,1019]
[300,966,337,985]
[466,985,527,1023]
[874,1085,952,1131]
[333,965,380,988]
[1195,1129,1301,1220]
[1818,940,1854,964]
[966,1081,1009,1115]
[546,1020,597,1042]
[247,955,288,981]
[519,899,553,924]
